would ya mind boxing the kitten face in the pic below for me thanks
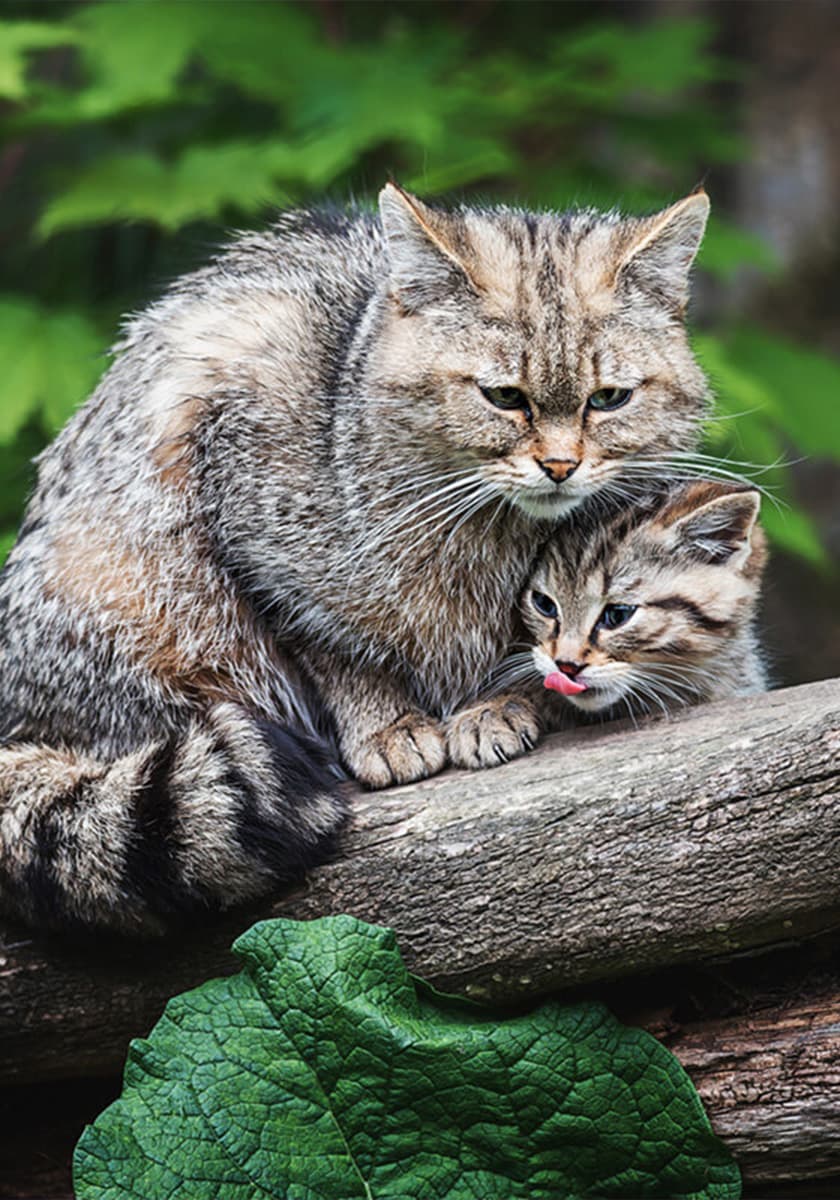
[520,482,766,713]
[372,185,711,520]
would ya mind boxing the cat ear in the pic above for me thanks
[378,182,476,311]
[663,482,761,567]
[613,191,710,314]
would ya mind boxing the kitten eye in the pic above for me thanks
[598,603,637,631]
[480,384,532,416]
[587,387,633,412]
[531,590,559,620]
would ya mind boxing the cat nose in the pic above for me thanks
[555,660,583,678]
[536,457,580,484]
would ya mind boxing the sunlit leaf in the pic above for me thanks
[698,218,779,279]
[760,502,827,566]
[68,0,203,117]
[547,19,726,106]
[723,327,840,458]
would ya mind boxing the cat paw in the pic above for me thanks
[345,713,447,789]
[446,695,540,770]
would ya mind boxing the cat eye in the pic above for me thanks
[480,384,532,417]
[586,387,634,412]
[597,603,637,631]
[531,590,559,620]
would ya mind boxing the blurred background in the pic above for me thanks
[0,0,838,686]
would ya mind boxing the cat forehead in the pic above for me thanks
[541,518,754,605]
[437,213,674,399]
[538,519,676,593]
[461,208,624,321]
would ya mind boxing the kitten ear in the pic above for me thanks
[613,191,710,314]
[663,482,761,567]
[378,182,476,311]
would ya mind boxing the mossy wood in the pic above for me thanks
[0,678,838,1183]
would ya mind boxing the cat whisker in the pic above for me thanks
[618,459,785,511]
[481,651,539,697]
[623,670,674,718]
[675,450,792,473]
[441,481,504,555]
[340,471,483,572]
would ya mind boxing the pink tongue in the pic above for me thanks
[544,671,588,696]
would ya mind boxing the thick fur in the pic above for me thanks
[0,708,343,934]
[0,185,711,933]
[521,480,768,720]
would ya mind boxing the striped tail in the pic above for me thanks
[0,704,348,935]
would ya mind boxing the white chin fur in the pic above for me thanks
[512,491,584,519]
[567,685,624,713]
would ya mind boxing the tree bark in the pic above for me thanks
[665,987,840,1183]
[0,678,838,1178]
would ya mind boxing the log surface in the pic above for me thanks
[1,678,839,1179]
[667,987,840,1182]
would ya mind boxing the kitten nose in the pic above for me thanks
[537,457,580,484]
[555,660,582,678]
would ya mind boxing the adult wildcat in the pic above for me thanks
[0,184,710,932]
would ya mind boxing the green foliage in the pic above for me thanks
[0,296,106,439]
[74,915,740,1199]
[0,0,836,568]
[694,328,840,564]
[0,296,106,541]
[0,20,75,100]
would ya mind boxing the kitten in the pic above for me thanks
[519,480,767,723]
[0,184,711,933]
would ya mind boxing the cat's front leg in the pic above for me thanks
[446,693,540,771]
[301,651,446,789]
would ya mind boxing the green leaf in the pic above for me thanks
[0,298,106,441]
[760,502,827,566]
[543,19,725,108]
[74,915,740,1199]
[38,143,303,235]
[694,329,835,565]
[68,0,203,118]
[697,218,778,280]
[0,20,76,101]
[722,327,840,459]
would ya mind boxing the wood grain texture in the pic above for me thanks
[669,988,840,1182]
[0,678,838,1178]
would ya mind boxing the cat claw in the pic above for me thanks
[346,714,447,789]
[447,695,540,771]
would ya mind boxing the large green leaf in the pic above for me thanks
[722,327,840,459]
[74,916,739,1199]
[695,328,838,564]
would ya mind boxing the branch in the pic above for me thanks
[1,678,839,1177]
